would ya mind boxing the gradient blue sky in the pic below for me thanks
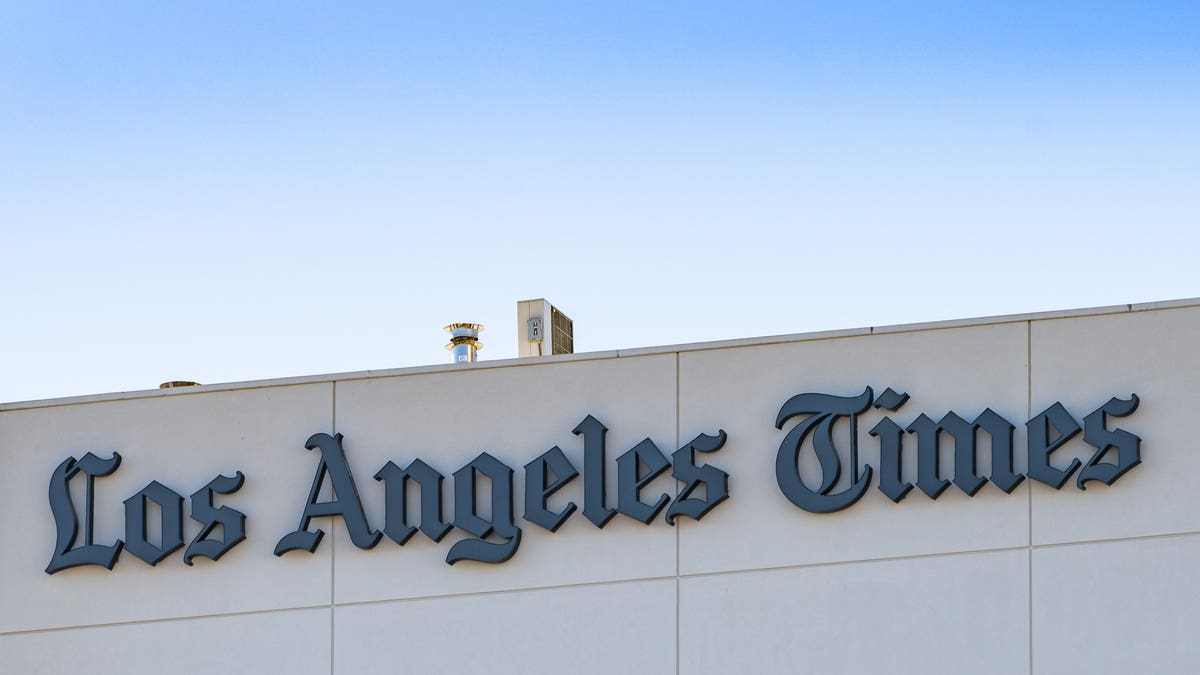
[2,1,1198,402]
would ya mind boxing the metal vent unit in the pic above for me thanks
[517,299,574,357]
[444,323,484,363]
[550,306,573,355]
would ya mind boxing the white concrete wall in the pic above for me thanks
[2,301,1197,674]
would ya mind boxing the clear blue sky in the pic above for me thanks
[2,1,1198,402]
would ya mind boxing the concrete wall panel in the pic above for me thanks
[333,579,675,675]
[0,608,331,675]
[679,549,1029,675]
[1032,535,1200,674]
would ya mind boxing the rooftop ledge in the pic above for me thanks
[4,296,1198,412]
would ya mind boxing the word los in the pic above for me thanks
[45,453,245,574]
[43,416,728,573]
[776,387,1141,513]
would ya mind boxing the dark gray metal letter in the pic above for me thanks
[45,452,125,574]
[616,439,671,524]
[978,408,1023,493]
[574,415,617,528]
[1026,403,1082,489]
[1077,394,1141,489]
[523,446,579,532]
[871,389,912,503]
[904,414,955,499]
[124,481,185,566]
[446,453,522,564]
[665,430,729,525]
[775,387,874,514]
[374,459,453,545]
[184,472,247,565]
[870,416,912,503]
[274,433,381,555]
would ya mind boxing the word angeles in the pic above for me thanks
[273,416,728,565]
[43,387,1141,574]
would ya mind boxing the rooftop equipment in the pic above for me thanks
[517,299,573,357]
[444,323,484,363]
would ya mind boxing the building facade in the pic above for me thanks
[2,299,1198,674]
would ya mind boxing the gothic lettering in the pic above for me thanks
[446,453,521,564]
[775,387,874,514]
[665,431,729,524]
[274,432,381,556]
[45,453,125,574]
[184,472,247,565]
